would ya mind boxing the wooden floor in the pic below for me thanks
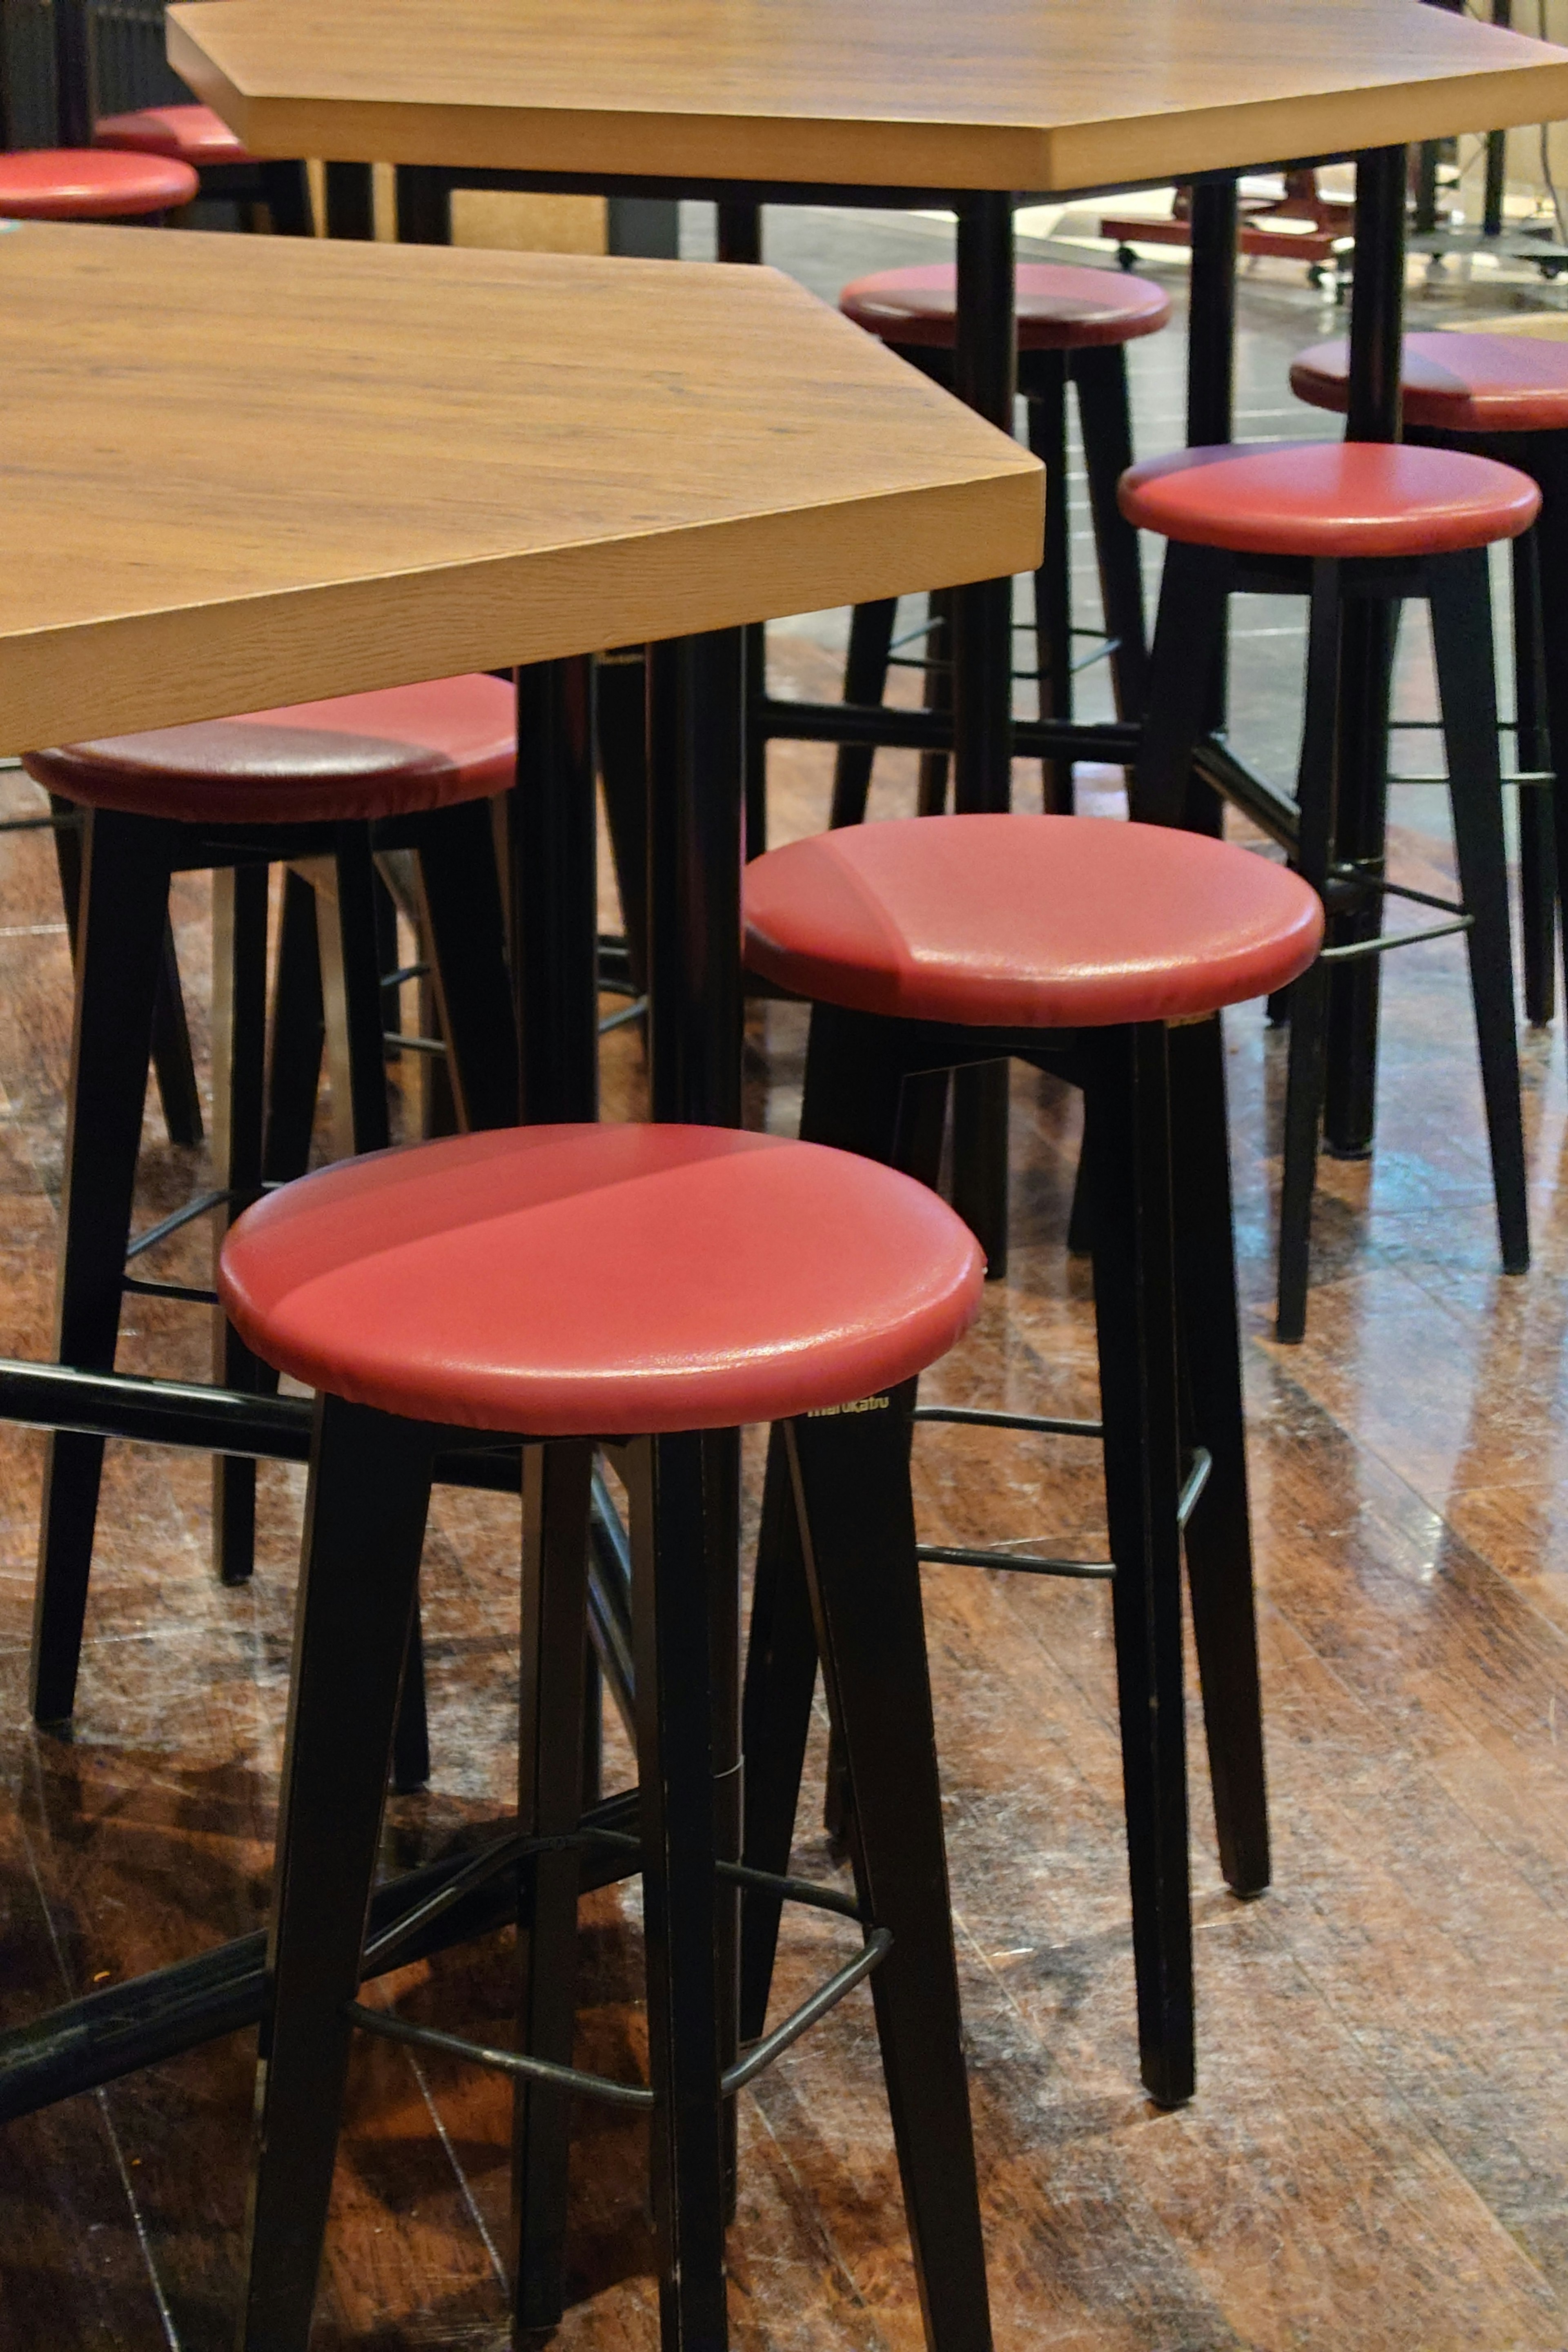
[5,256,1568,2349]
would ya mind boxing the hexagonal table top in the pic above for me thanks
[167,0,1568,196]
[0,223,1040,754]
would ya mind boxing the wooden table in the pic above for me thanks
[0,218,1039,2120]
[170,0,1568,1191]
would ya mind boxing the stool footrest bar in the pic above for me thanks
[918,1543,1115,1579]
[914,1404,1102,1439]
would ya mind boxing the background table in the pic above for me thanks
[171,0,1568,1214]
[0,218,1039,2120]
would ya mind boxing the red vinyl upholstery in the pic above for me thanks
[743,813,1323,1028]
[93,104,251,169]
[1290,332,1568,437]
[25,675,516,826]
[840,260,1171,353]
[219,1124,985,1436]
[1118,441,1541,559]
[0,147,197,218]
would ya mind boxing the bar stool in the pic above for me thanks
[22,677,518,1745]
[1290,331,1568,1026]
[831,261,1169,823]
[1124,439,1540,1339]
[218,1121,991,2352]
[93,102,312,236]
[739,811,1323,2108]
[0,145,197,218]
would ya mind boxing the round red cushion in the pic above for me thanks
[1290,331,1568,436]
[94,104,251,168]
[840,261,1170,353]
[1118,441,1540,559]
[743,814,1323,1028]
[219,1124,984,1436]
[25,675,515,825]
[0,147,198,219]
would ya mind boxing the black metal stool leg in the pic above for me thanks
[512,1439,595,2334]
[1084,1021,1194,2108]
[597,648,651,994]
[1276,563,1342,1344]
[263,869,326,1185]
[210,863,271,1588]
[830,599,898,829]
[627,1430,731,2350]
[32,811,174,1726]
[1528,442,1568,1040]
[740,1004,908,2036]
[240,1397,434,2352]
[918,590,954,818]
[1073,343,1152,723]
[788,1401,993,2352]
[1025,353,1074,813]
[414,799,519,1132]
[1429,548,1529,1277]
[1129,542,1233,827]
[1166,1014,1269,1897]
[1511,527,1556,1027]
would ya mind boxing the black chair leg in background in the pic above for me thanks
[1510,528,1557,1028]
[1025,353,1074,814]
[415,800,520,1133]
[1129,543,1233,829]
[829,599,898,829]
[1073,343,1153,725]
[1430,549,1529,1279]
[32,812,175,1726]
[210,863,272,1589]
[240,1398,434,2352]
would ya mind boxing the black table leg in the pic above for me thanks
[645,627,747,2225]
[1325,145,1408,1158]
[512,657,600,1124]
[951,191,1017,1275]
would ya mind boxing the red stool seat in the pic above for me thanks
[219,1124,984,1436]
[839,261,1171,353]
[1290,332,1568,436]
[1119,441,1541,560]
[24,675,515,825]
[94,103,252,169]
[0,147,198,219]
[743,813,1323,1028]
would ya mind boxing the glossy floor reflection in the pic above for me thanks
[3,235,1568,2350]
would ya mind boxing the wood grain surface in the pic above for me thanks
[0,223,1038,754]
[167,0,1568,193]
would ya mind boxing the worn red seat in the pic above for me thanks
[219,1122,984,1436]
[24,674,515,825]
[840,260,1170,351]
[94,102,252,169]
[0,147,197,218]
[1290,332,1568,435]
[743,813,1323,1029]
[1119,440,1541,560]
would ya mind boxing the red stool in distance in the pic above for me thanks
[1123,438,1540,1339]
[738,812,1323,2109]
[94,102,311,235]
[0,145,196,220]
[219,1122,992,2352]
[1291,331,1568,1027]
[830,261,1170,822]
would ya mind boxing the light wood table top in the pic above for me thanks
[168,0,1568,194]
[0,222,1039,756]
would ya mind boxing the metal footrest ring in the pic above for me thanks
[345,1825,889,2109]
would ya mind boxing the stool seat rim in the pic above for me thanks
[743,813,1323,1029]
[0,146,198,217]
[24,675,515,825]
[840,260,1171,352]
[1118,439,1541,557]
[218,1124,985,1438]
[93,103,253,167]
[1290,330,1568,434]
